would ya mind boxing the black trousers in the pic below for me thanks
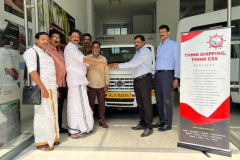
[57,87,67,129]
[154,71,174,126]
[134,74,153,129]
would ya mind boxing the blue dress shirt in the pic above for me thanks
[156,38,180,77]
[119,45,153,78]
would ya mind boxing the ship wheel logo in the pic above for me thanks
[208,34,225,49]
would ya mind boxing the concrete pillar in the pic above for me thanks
[205,0,214,13]
[156,0,180,46]
[87,0,94,39]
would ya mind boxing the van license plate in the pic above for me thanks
[107,92,132,99]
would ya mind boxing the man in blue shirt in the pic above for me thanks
[154,25,180,131]
[109,35,153,137]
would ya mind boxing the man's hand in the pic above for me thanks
[41,87,49,99]
[173,79,179,89]
[109,63,119,68]
[99,62,109,67]
[57,90,60,98]
[104,84,109,94]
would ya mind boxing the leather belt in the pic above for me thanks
[156,70,173,73]
[134,73,152,80]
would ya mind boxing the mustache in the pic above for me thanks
[160,35,164,37]
[54,41,59,43]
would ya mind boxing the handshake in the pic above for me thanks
[99,62,119,68]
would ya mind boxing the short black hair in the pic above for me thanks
[91,41,101,47]
[159,25,170,32]
[35,32,48,39]
[82,33,92,40]
[49,29,60,38]
[69,30,80,36]
[134,35,145,41]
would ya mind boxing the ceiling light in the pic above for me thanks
[109,0,121,5]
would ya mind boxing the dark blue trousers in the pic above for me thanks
[154,71,173,126]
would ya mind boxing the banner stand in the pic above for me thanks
[178,27,232,158]
[178,142,232,157]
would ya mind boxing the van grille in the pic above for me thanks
[108,78,134,91]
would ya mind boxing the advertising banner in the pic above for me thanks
[4,0,32,22]
[0,19,21,146]
[38,0,75,45]
[0,19,20,104]
[178,27,231,156]
[0,101,20,146]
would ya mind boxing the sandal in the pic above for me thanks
[54,141,60,145]
[68,133,80,139]
[37,145,54,151]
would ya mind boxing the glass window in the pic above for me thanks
[101,47,151,63]
[121,28,127,35]
[107,28,114,35]
[114,28,120,35]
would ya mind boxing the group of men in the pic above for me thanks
[23,24,180,151]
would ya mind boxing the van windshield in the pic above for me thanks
[100,47,151,63]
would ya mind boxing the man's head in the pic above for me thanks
[35,32,49,50]
[134,35,145,50]
[91,41,101,56]
[159,25,170,41]
[82,33,92,48]
[68,30,80,45]
[49,30,61,47]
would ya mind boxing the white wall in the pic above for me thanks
[133,15,153,34]
[94,12,103,36]
[156,0,180,45]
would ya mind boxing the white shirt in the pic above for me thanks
[118,45,152,78]
[64,42,89,87]
[23,45,57,89]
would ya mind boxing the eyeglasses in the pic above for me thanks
[158,31,167,34]
[52,36,61,41]
[92,47,100,50]
[83,39,91,42]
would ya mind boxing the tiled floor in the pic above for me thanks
[13,92,240,160]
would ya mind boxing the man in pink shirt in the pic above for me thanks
[47,30,68,133]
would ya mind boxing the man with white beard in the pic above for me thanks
[64,30,108,139]
[87,41,109,128]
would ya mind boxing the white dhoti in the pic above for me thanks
[67,84,94,134]
[34,89,60,148]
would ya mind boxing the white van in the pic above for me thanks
[176,6,240,103]
[99,44,156,108]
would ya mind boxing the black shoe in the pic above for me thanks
[60,128,68,133]
[141,128,153,137]
[158,125,172,131]
[131,124,146,130]
[153,121,165,128]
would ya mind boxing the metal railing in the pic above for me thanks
[23,0,38,86]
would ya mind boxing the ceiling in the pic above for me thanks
[93,0,240,25]
[93,0,158,24]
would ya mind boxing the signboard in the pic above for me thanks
[178,27,231,156]
[0,19,20,146]
[96,34,156,48]
[4,0,32,22]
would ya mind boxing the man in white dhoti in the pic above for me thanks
[23,32,60,151]
[64,30,108,139]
